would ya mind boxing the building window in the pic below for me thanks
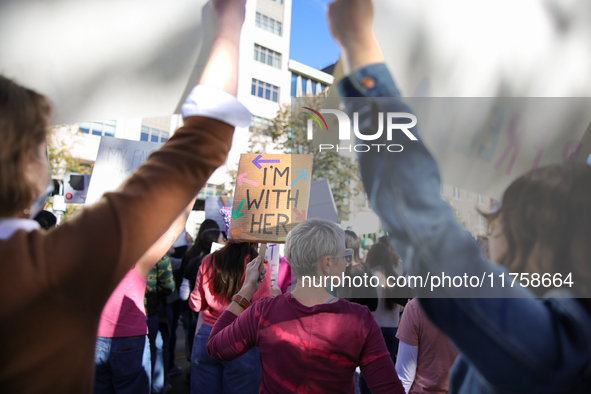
[292,76,328,97]
[250,115,272,135]
[79,120,116,137]
[291,75,297,97]
[255,12,282,36]
[453,187,461,199]
[251,79,279,102]
[254,45,281,69]
[255,12,261,27]
[197,183,223,199]
[140,126,169,143]
[301,77,307,95]
[477,193,484,203]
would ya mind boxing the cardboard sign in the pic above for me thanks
[308,179,339,223]
[229,154,313,243]
[86,137,162,205]
[63,173,91,204]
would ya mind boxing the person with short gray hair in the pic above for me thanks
[206,218,405,393]
[284,218,345,279]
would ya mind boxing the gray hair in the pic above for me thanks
[285,218,345,278]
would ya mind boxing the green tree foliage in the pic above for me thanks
[47,125,93,176]
[265,95,362,221]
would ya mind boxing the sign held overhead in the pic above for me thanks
[229,154,313,243]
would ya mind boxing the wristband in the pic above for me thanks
[231,294,251,309]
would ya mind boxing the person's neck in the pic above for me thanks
[290,278,336,307]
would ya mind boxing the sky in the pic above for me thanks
[289,0,340,71]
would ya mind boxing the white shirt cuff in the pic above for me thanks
[181,85,251,128]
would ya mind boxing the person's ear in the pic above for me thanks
[318,255,332,276]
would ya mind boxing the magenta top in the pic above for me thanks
[97,267,148,337]
[207,293,405,394]
[189,254,271,327]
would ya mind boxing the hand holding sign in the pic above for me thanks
[230,154,313,281]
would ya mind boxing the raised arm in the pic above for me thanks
[327,0,590,391]
[41,0,250,310]
[136,199,194,279]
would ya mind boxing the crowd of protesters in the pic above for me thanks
[1,0,590,393]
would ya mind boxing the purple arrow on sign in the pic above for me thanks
[252,154,280,170]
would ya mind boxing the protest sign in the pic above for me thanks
[229,154,313,243]
[210,242,225,254]
[86,137,162,205]
[0,0,213,125]
[263,244,281,286]
[63,173,91,204]
[308,179,339,223]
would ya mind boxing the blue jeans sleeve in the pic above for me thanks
[336,63,591,391]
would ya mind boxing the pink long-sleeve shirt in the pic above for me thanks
[189,254,271,327]
[207,293,405,394]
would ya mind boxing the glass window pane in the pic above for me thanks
[254,45,259,61]
[92,122,103,136]
[255,12,261,27]
[141,125,149,132]
[152,129,160,136]
[301,78,307,95]
[160,137,168,143]
[206,189,214,197]
[140,132,149,141]
[269,19,275,34]
[161,131,169,138]
[265,83,271,100]
[291,75,297,97]
[258,83,264,98]
[104,123,115,137]
[277,22,282,36]
[311,82,317,95]
[267,53,273,66]
[251,79,257,96]
[262,16,268,30]
[79,122,90,133]
[151,134,159,143]
[274,54,280,68]
[273,90,278,102]
[260,51,266,64]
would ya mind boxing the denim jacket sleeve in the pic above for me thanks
[336,64,591,393]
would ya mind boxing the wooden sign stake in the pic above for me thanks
[258,243,267,275]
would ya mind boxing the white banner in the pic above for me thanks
[0,0,214,125]
[326,0,591,197]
